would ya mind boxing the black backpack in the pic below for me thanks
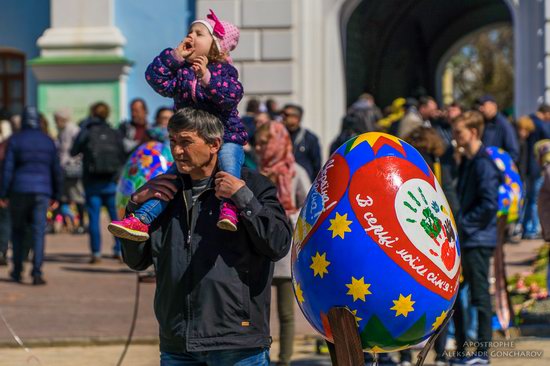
[86,123,125,175]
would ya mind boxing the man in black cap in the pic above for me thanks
[476,95,519,162]
[0,107,62,285]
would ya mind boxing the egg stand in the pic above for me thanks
[325,306,454,366]
[494,214,513,338]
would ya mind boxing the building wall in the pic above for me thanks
[115,0,195,121]
[199,0,296,112]
[196,0,348,158]
[0,0,50,108]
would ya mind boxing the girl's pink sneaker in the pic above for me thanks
[108,214,150,242]
[217,201,239,231]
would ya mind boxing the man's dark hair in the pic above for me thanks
[168,108,223,145]
[91,102,110,120]
[130,98,148,113]
[538,103,550,114]
[266,98,278,112]
[282,104,303,119]
[418,96,436,108]
[246,98,260,114]
[155,106,173,121]
[0,107,11,121]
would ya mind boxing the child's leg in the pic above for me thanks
[134,164,180,224]
[108,164,180,241]
[218,142,245,179]
[134,164,179,225]
[134,193,169,225]
[217,143,244,231]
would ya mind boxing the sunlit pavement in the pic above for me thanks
[0,215,548,365]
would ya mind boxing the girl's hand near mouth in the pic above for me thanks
[176,38,194,59]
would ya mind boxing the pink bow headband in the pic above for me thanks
[191,9,225,40]
[207,9,225,38]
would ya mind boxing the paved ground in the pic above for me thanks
[0,215,548,365]
[0,216,315,345]
[0,337,549,366]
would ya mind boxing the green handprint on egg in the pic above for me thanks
[402,187,456,271]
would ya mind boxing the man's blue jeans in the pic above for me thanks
[84,182,120,256]
[10,193,49,277]
[523,175,543,237]
[160,348,269,366]
[135,142,244,225]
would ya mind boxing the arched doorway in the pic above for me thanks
[344,0,514,109]
[435,23,514,108]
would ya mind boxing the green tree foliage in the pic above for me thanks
[448,26,514,110]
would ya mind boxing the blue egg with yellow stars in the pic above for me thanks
[485,147,523,223]
[291,132,460,352]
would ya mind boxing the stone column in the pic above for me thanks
[544,0,550,107]
[511,0,545,116]
[30,0,131,124]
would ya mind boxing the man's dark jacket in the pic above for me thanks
[121,168,292,353]
[481,112,519,162]
[290,127,321,182]
[457,146,501,248]
[0,108,62,200]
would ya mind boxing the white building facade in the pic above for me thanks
[1,0,550,152]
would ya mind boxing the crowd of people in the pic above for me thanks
[0,90,549,364]
[0,99,175,275]
[0,91,549,364]
[1,8,549,366]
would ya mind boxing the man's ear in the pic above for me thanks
[210,137,222,154]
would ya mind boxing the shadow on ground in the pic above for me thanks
[44,253,91,264]
[270,358,331,366]
[60,266,136,275]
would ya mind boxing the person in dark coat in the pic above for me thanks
[521,105,550,239]
[450,111,501,366]
[346,93,383,134]
[0,107,62,285]
[329,115,367,155]
[282,104,321,182]
[120,108,291,365]
[476,95,519,162]
[0,108,12,265]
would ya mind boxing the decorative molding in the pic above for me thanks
[37,27,126,57]
[31,62,131,82]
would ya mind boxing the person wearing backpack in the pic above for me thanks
[71,102,126,263]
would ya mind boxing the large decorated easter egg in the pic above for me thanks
[291,132,460,352]
[486,147,523,222]
[116,141,173,217]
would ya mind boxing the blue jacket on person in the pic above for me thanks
[527,113,550,178]
[481,112,519,162]
[0,107,62,201]
[289,127,321,182]
[457,145,501,248]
